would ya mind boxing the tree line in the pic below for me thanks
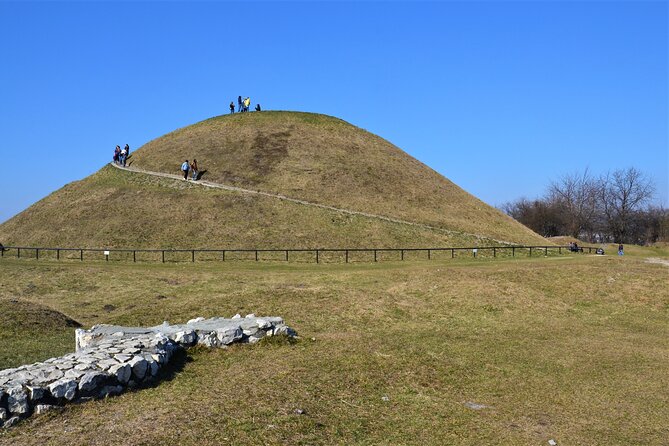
[501,167,668,244]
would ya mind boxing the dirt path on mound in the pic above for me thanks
[110,162,517,245]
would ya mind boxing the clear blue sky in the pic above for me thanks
[1,1,667,224]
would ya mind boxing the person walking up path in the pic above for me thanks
[181,160,190,180]
[120,146,127,167]
[113,145,121,164]
[190,159,199,181]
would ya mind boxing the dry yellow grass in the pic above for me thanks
[0,252,667,445]
[129,111,546,245]
[0,166,501,249]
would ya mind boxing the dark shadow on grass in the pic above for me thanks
[148,347,192,386]
[196,169,207,181]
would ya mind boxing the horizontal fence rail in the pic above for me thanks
[0,245,597,264]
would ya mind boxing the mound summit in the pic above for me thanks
[0,111,547,249]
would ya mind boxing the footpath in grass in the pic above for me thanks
[0,253,667,445]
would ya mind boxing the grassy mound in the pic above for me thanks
[0,294,80,368]
[0,166,503,249]
[0,111,547,248]
[125,112,544,245]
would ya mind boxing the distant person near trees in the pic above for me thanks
[190,159,199,181]
[618,244,624,256]
[230,101,235,114]
[237,96,243,112]
[255,104,261,112]
[181,160,190,180]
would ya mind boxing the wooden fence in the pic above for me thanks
[0,245,595,264]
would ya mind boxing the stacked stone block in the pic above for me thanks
[0,315,296,428]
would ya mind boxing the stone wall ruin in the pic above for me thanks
[0,315,296,428]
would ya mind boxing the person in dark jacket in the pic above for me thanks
[237,96,243,112]
[230,102,235,113]
[190,159,199,181]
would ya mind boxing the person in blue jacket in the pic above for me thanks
[181,160,190,180]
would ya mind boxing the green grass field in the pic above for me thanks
[0,249,667,445]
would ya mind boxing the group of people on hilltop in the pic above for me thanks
[112,144,130,166]
[181,159,199,181]
[230,95,261,113]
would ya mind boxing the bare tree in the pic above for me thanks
[501,198,564,237]
[548,168,599,239]
[600,167,655,243]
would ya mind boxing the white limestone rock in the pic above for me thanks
[79,371,109,393]
[27,385,47,403]
[48,378,77,400]
[109,363,131,384]
[7,387,29,416]
[174,330,197,346]
[256,318,272,329]
[273,324,297,337]
[128,356,148,380]
[197,331,219,348]
[216,326,243,345]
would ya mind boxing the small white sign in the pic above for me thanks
[104,250,110,256]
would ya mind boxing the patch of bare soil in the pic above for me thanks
[645,257,669,267]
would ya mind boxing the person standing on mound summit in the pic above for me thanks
[181,160,190,180]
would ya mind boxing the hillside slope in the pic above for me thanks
[129,112,545,245]
[0,166,496,249]
[0,111,548,248]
